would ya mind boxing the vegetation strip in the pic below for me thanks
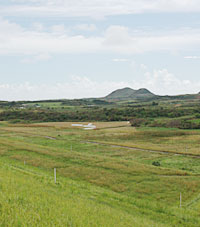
[83,140,200,158]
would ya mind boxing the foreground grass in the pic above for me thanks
[0,122,200,226]
[0,159,143,227]
[1,158,200,227]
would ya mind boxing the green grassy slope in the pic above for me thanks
[1,158,153,227]
[0,122,200,226]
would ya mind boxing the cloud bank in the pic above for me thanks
[2,0,200,18]
[0,18,200,57]
[1,70,200,101]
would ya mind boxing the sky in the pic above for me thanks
[0,0,200,101]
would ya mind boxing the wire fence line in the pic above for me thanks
[184,194,200,207]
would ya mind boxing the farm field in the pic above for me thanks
[1,121,200,226]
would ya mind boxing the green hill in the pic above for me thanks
[105,87,156,100]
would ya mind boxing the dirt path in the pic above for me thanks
[44,136,57,140]
[83,140,200,158]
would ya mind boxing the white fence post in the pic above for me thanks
[180,192,182,208]
[54,168,56,184]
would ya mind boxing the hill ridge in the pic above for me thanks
[105,87,155,100]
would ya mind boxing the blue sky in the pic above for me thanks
[0,0,200,100]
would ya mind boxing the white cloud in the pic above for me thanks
[132,68,200,95]
[21,53,52,63]
[140,64,147,70]
[74,24,97,32]
[112,58,129,62]
[0,18,102,55]
[2,0,200,18]
[0,77,130,101]
[0,18,200,56]
[35,53,51,61]
[184,56,200,59]
[32,22,44,32]
[103,26,200,54]
[104,26,133,47]
[51,24,67,34]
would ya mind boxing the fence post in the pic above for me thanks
[54,168,56,184]
[180,192,182,208]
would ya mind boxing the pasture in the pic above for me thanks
[0,121,200,226]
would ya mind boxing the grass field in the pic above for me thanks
[0,121,200,226]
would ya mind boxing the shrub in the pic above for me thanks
[130,118,146,127]
[152,161,161,167]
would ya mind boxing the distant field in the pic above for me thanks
[83,125,200,155]
[30,121,130,129]
[0,121,200,226]
[25,101,80,110]
[26,101,63,107]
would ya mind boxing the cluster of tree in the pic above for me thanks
[0,105,200,126]
[0,109,128,122]
[164,119,200,129]
[0,101,19,108]
[130,118,200,129]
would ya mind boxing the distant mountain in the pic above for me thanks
[105,87,156,100]
[129,88,155,98]
[105,87,135,99]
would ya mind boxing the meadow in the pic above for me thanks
[0,121,200,226]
